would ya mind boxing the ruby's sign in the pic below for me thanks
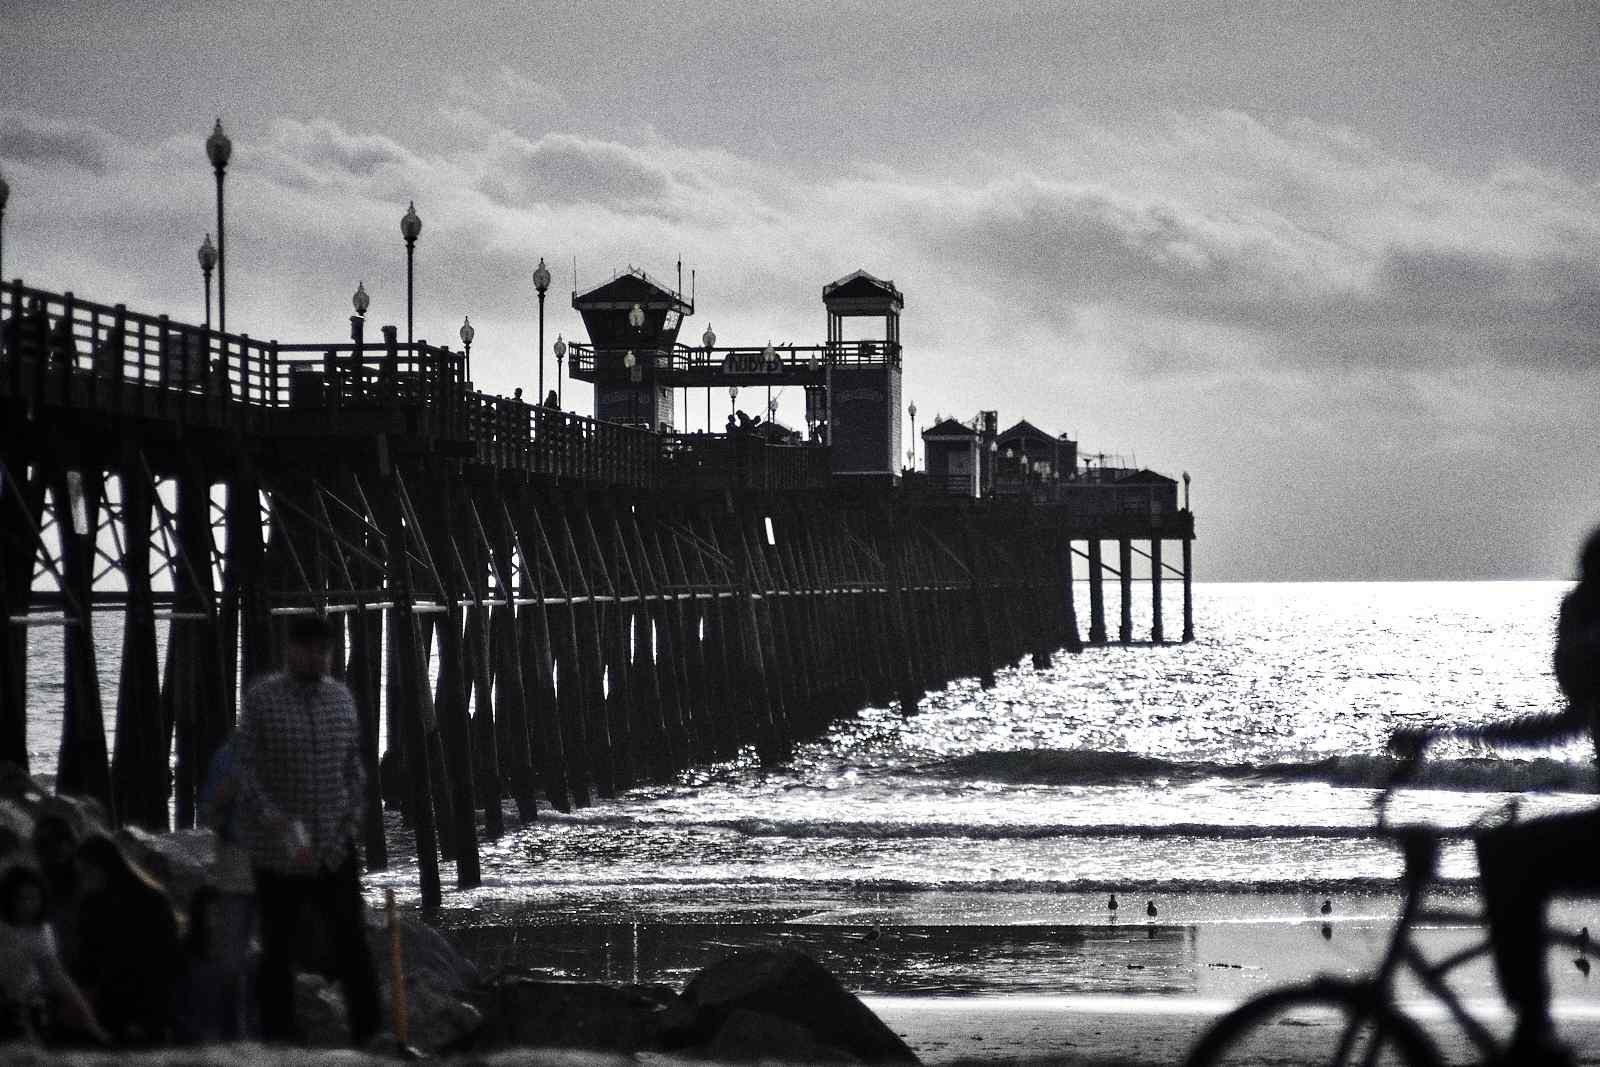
[720,350,783,375]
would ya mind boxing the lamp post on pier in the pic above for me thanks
[702,323,716,432]
[729,383,738,418]
[459,316,474,382]
[0,170,9,284]
[908,400,917,470]
[205,120,231,335]
[400,201,421,346]
[533,256,551,402]
[552,334,566,407]
[198,234,217,332]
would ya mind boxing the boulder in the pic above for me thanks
[707,1008,861,1064]
[669,949,918,1064]
[116,826,214,904]
[473,974,677,1053]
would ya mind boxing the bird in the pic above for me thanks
[1321,898,1333,915]
[1146,900,1158,919]
[1107,894,1118,914]
[1581,926,1590,949]
[1576,957,1591,978]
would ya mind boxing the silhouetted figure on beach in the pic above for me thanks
[71,836,182,1046]
[1394,525,1600,1065]
[235,614,378,1046]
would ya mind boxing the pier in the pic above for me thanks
[0,269,1194,908]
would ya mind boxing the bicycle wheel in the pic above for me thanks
[1184,980,1442,1067]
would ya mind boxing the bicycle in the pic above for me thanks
[1183,758,1593,1066]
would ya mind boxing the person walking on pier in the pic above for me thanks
[234,614,378,1046]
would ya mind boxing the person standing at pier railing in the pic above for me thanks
[234,614,378,1047]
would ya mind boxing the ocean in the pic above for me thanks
[21,580,1600,1001]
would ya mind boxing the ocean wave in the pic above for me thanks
[922,750,1596,792]
[472,873,1472,895]
[542,811,1409,842]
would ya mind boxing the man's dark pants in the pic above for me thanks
[1477,808,1600,1030]
[255,848,380,1044]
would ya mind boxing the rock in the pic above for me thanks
[670,949,918,1064]
[708,1008,862,1064]
[473,974,676,1053]
[367,913,484,1051]
[115,826,214,904]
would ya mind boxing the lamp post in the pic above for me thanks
[729,383,738,418]
[702,323,716,432]
[908,400,917,470]
[0,170,9,284]
[205,119,231,335]
[762,340,776,426]
[198,234,217,332]
[553,334,566,407]
[459,316,474,382]
[400,201,421,346]
[353,281,370,317]
[533,256,551,402]
[1183,471,1191,511]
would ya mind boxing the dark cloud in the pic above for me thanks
[0,112,116,174]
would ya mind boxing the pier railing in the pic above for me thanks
[566,339,902,382]
[0,281,816,491]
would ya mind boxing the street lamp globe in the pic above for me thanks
[729,384,739,401]
[206,119,232,169]
[623,350,637,369]
[352,281,370,316]
[628,302,645,330]
[459,315,474,347]
[532,257,551,294]
[400,201,422,243]
[553,335,566,361]
[908,401,917,420]
[198,233,217,273]
[702,324,716,350]
[762,340,776,362]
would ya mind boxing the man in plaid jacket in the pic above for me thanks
[235,613,379,1045]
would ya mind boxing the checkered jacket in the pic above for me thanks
[234,671,367,873]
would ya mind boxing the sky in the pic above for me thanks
[2,0,1596,581]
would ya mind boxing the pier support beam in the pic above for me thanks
[1118,539,1133,645]
[1087,539,1106,645]
[1150,539,1164,645]
[1182,538,1195,643]
[1061,534,1082,654]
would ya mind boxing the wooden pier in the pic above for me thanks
[0,278,1194,907]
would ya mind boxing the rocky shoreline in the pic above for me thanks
[1,772,918,1064]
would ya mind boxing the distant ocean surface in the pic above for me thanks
[22,581,1591,914]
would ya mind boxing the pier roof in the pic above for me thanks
[572,267,692,313]
[822,269,904,313]
[923,417,977,438]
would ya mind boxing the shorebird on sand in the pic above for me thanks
[1146,900,1158,919]
[1321,898,1333,915]
[1107,894,1118,915]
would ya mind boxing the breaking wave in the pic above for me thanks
[921,750,1595,793]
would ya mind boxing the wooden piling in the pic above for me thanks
[1118,538,1133,645]
[1182,537,1195,643]
[1150,539,1164,644]
[1087,539,1107,645]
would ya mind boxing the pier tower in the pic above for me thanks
[823,270,903,481]
[571,268,692,430]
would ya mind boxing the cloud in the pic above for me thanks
[4,101,1597,578]
[0,110,119,174]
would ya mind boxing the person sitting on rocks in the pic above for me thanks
[29,814,82,964]
[0,865,107,1046]
[71,835,183,1047]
